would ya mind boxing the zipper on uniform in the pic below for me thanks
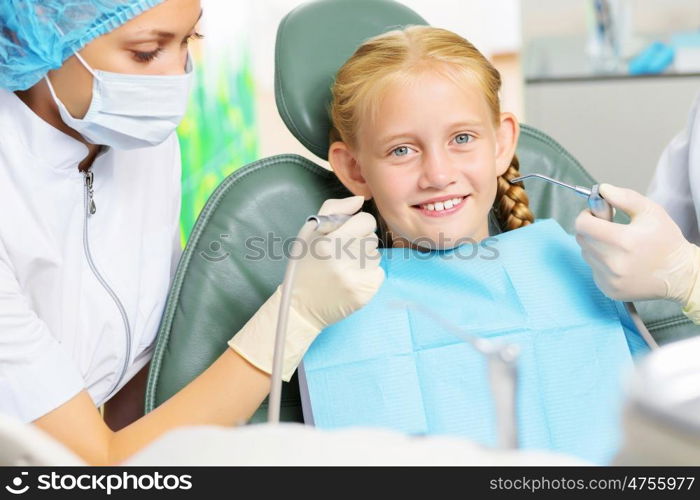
[85,170,96,215]
[82,169,132,400]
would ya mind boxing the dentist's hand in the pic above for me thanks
[229,196,385,380]
[289,196,385,330]
[575,184,700,318]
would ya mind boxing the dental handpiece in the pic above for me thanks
[306,214,353,234]
[509,173,659,350]
[268,212,352,423]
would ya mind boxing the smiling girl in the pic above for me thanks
[328,26,534,249]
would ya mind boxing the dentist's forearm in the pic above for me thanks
[108,348,270,463]
[34,348,270,466]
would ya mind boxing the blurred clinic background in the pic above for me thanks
[178,0,700,243]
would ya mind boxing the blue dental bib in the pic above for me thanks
[299,220,648,464]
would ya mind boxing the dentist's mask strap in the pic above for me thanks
[45,46,193,150]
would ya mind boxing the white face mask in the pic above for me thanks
[45,51,193,150]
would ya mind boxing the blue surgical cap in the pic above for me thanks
[0,0,166,91]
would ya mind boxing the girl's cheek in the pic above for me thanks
[373,181,401,202]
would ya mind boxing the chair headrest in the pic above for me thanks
[274,0,427,160]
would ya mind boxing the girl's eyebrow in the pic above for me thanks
[447,120,485,130]
[379,120,485,145]
[379,133,415,146]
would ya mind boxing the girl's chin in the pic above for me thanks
[392,229,485,250]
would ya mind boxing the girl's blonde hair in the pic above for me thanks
[329,26,534,239]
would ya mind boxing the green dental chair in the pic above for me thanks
[144,0,699,423]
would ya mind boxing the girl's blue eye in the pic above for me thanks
[392,146,410,156]
[455,133,472,144]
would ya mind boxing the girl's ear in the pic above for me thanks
[495,112,520,176]
[328,141,373,199]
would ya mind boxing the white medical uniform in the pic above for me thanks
[0,89,182,422]
[648,92,700,244]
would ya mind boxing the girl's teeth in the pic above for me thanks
[420,196,464,212]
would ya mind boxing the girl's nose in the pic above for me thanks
[417,150,458,191]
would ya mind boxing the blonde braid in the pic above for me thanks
[495,155,535,231]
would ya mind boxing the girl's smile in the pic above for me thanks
[412,194,469,218]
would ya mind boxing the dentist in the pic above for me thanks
[0,0,384,465]
[575,94,700,325]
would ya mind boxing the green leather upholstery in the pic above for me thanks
[145,0,699,421]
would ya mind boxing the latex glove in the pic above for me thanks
[575,184,700,323]
[228,196,385,380]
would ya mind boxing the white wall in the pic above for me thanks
[525,78,700,193]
